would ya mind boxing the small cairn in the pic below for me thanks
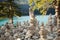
[48,14,54,33]
[39,22,48,40]
[54,29,60,40]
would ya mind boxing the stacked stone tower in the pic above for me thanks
[54,0,60,40]
[48,14,54,33]
[39,23,48,40]
[25,6,37,39]
[54,0,60,28]
[29,6,37,27]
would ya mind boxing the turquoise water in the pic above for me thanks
[0,15,53,26]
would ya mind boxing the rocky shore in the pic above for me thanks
[0,14,59,40]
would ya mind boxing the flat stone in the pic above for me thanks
[32,36,38,39]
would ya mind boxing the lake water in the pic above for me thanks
[0,15,54,26]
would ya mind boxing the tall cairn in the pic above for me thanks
[48,14,53,33]
[54,0,60,28]
[29,6,37,27]
[25,6,37,39]
[54,0,60,40]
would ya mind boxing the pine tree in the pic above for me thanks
[0,0,22,23]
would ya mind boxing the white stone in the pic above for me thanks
[16,38,21,40]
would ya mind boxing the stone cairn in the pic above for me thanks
[25,6,38,39]
[54,29,60,40]
[39,22,48,40]
[47,14,54,33]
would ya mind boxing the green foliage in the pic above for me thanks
[0,0,22,19]
[28,0,54,15]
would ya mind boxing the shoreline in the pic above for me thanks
[0,15,54,26]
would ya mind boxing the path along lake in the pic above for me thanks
[0,15,54,26]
